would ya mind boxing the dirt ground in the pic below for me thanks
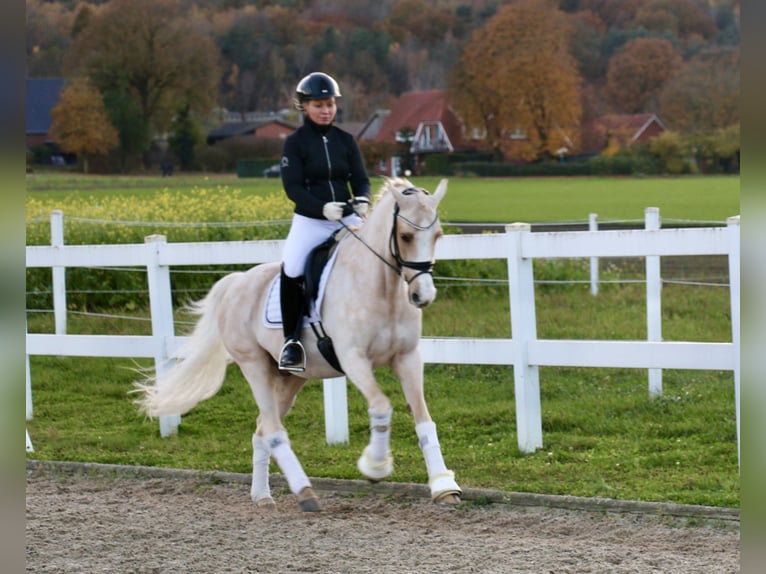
[26,468,739,574]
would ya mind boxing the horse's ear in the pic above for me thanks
[431,179,448,204]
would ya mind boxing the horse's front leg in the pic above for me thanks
[342,356,395,482]
[392,351,462,504]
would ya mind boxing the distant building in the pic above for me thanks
[372,90,468,175]
[26,78,65,148]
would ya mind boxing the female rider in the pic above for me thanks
[278,72,371,371]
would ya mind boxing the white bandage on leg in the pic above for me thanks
[368,408,393,461]
[415,420,448,477]
[264,430,311,495]
[251,433,272,502]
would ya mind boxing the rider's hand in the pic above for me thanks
[322,201,346,221]
[350,197,371,217]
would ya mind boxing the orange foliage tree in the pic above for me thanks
[605,37,682,114]
[450,0,582,161]
[49,78,118,173]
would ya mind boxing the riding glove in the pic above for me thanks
[322,201,346,221]
[350,197,371,217]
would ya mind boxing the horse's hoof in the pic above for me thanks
[254,496,276,510]
[433,492,462,505]
[297,487,320,512]
[429,470,463,504]
[357,446,394,482]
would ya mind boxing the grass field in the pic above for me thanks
[26,172,740,223]
[25,173,740,508]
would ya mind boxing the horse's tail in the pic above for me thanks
[133,274,236,418]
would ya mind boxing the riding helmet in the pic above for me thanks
[294,72,342,110]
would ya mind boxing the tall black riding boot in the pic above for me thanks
[278,267,306,372]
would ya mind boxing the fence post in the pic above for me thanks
[506,223,542,453]
[645,208,662,397]
[145,235,181,437]
[51,210,67,335]
[726,216,740,467]
[323,377,349,444]
[589,213,599,296]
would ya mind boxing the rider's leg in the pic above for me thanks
[279,265,306,371]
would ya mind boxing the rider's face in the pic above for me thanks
[305,98,336,126]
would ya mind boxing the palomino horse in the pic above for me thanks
[135,177,462,511]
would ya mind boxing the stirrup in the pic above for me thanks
[279,339,306,372]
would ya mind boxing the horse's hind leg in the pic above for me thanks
[240,360,319,512]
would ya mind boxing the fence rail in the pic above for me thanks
[26,210,740,462]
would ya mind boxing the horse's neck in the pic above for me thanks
[340,196,402,298]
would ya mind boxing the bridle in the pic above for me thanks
[341,187,439,285]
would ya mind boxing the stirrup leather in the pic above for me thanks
[279,338,306,372]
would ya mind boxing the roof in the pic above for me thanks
[373,90,464,148]
[357,110,391,141]
[207,118,296,139]
[26,78,65,135]
[599,113,666,143]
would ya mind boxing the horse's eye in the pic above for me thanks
[400,233,413,244]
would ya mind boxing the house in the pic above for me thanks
[26,77,65,149]
[207,117,297,145]
[372,90,467,175]
[581,113,667,156]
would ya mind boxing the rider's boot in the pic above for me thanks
[278,267,306,372]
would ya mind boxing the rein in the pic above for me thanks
[340,186,438,284]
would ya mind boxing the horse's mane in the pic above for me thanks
[374,177,416,202]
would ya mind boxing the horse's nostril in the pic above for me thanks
[411,292,420,304]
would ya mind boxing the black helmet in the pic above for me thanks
[294,72,342,110]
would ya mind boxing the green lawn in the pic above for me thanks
[27,173,740,223]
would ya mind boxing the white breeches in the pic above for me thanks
[282,212,362,278]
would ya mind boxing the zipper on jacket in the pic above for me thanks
[322,135,336,202]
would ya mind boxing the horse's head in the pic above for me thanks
[385,178,448,308]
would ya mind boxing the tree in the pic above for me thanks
[451,0,582,161]
[605,37,682,113]
[65,0,220,167]
[49,78,118,173]
[659,47,739,134]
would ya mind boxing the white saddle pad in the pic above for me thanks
[263,242,343,329]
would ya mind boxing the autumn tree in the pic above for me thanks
[450,0,582,161]
[49,78,119,173]
[605,37,682,113]
[65,0,220,168]
[659,47,739,134]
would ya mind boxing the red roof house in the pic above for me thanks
[372,90,468,175]
[581,113,667,155]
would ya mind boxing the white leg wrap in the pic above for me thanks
[416,421,447,476]
[264,430,311,496]
[357,408,394,481]
[367,408,393,461]
[416,421,462,500]
[250,434,272,503]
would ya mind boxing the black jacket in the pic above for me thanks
[281,117,371,219]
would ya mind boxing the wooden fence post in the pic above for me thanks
[645,207,662,397]
[51,210,67,335]
[726,216,740,467]
[506,223,543,453]
[323,377,349,444]
[589,213,599,296]
[144,235,181,437]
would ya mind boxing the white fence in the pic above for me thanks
[26,210,740,461]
